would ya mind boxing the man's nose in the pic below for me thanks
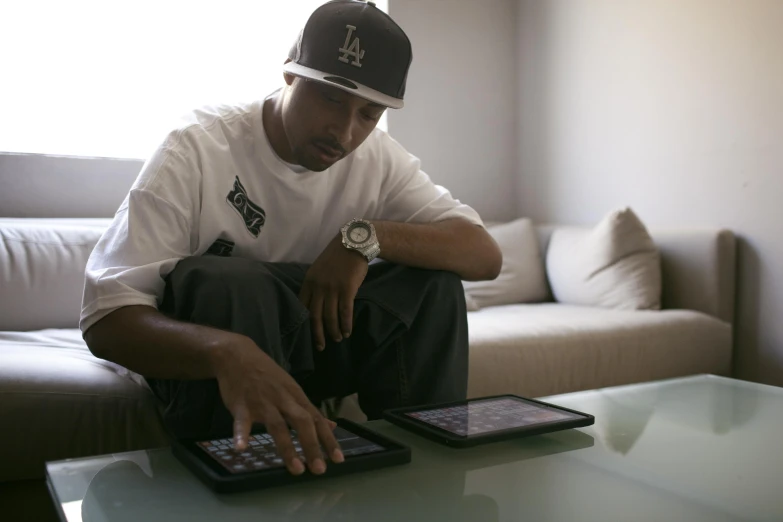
[327,110,355,147]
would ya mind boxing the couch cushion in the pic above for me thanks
[467,303,732,399]
[0,329,169,482]
[546,207,662,310]
[0,219,111,331]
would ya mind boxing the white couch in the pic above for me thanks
[0,218,735,486]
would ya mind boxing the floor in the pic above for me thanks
[1,479,60,522]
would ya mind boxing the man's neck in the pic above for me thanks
[262,90,297,164]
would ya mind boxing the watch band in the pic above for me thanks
[360,242,381,262]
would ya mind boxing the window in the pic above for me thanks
[0,0,388,160]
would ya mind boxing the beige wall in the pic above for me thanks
[518,0,783,385]
[389,0,519,222]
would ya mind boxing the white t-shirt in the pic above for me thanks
[80,97,483,333]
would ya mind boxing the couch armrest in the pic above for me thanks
[0,218,111,331]
[651,229,736,324]
[536,225,736,323]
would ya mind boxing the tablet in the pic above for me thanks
[172,418,411,493]
[383,394,594,448]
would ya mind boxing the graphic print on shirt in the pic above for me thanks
[205,238,235,257]
[226,176,266,237]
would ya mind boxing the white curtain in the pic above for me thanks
[0,0,388,160]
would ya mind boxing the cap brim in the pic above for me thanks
[283,62,404,109]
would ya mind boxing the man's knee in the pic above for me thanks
[420,270,465,304]
[169,256,280,301]
[162,257,311,366]
[424,270,463,290]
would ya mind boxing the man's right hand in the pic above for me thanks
[210,337,344,476]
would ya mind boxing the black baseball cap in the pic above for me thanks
[284,0,412,109]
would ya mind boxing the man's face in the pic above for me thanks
[281,75,386,171]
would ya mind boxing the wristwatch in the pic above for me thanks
[340,218,381,262]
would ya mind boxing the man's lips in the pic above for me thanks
[312,141,344,161]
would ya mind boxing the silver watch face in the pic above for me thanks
[348,222,372,245]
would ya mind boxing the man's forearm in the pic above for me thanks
[84,305,244,380]
[372,218,502,281]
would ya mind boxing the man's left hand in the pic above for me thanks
[299,234,369,350]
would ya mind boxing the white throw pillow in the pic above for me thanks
[546,207,661,310]
[463,218,549,309]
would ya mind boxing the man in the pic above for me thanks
[82,0,501,478]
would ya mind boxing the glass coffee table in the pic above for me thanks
[47,375,783,521]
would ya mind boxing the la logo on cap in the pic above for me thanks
[338,25,365,68]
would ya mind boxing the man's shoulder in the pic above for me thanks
[160,100,263,152]
[185,100,261,130]
[351,128,410,167]
[361,127,402,149]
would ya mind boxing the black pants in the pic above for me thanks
[145,256,469,440]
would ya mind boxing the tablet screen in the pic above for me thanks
[197,426,386,474]
[404,397,583,436]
